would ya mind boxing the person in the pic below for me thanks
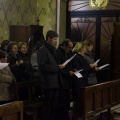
[0,40,10,52]
[0,50,16,105]
[17,42,33,81]
[83,39,100,85]
[72,42,95,120]
[31,41,43,97]
[31,41,42,78]
[7,42,24,82]
[37,30,65,120]
[55,39,75,120]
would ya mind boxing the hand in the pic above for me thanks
[59,64,65,69]
[95,67,100,71]
[70,71,75,76]
[16,61,19,65]
[19,60,24,64]
[89,64,94,68]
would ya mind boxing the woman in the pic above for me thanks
[0,50,16,105]
[83,39,100,85]
[72,42,94,120]
[7,42,24,82]
[17,42,33,81]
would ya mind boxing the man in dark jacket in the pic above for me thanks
[55,39,75,120]
[37,30,64,120]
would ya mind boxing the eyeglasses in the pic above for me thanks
[68,46,73,49]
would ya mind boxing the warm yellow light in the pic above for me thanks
[90,0,109,10]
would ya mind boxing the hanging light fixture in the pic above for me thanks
[90,0,109,10]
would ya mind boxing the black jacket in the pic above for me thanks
[55,46,72,89]
[72,53,91,88]
[37,41,62,89]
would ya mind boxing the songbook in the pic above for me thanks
[93,59,100,66]
[74,69,83,78]
[0,63,9,70]
[62,54,76,66]
[98,64,109,70]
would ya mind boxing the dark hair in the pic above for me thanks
[7,42,17,52]
[1,40,10,49]
[61,39,72,47]
[0,50,7,59]
[46,30,58,41]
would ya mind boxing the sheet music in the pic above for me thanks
[0,63,9,70]
[62,54,76,66]
[74,69,83,78]
[93,59,100,66]
[98,64,109,70]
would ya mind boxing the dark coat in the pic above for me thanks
[55,46,72,89]
[72,53,92,100]
[72,53,91,88]
[7,53,22,81]
[84,51,97,84]
[18,51,33,80]
[37,41,62,89]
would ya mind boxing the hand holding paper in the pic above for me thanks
[74,69,83,78]
[93,59,100,66]
[62,54,76,66]
[98,64,109,70]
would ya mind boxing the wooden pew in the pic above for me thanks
[0,101,23,120]
[80,79,120,120]
[14,80,43,120]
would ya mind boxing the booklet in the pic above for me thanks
[93,59,100,66]
[98,64,109,70]
[62,54,76,66]
[0,63,9,70]
[74,69,83,78]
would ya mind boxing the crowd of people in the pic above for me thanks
[0,30,100,120]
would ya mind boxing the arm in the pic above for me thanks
[37,48,60,73]
[0,69,14,84]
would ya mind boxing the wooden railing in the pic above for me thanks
[0,101,23,120]
[80,79,120,120]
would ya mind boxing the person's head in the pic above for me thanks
[0,50,8,63]
[46,30,58,47]
[72,42,87,55]
[61,39,73,53]
[84,39,94,52]
[1,40,10,51]
[17,42,28,54]
[7,42,18,55]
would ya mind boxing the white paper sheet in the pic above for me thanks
[74,69,83,78]
[62,54,76,66]
[93,59,100,66]
[0,63,9,70]
[98,64,109,70]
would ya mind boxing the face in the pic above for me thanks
[87,45,93,52]
[64,41,73,53]
[79,46,87,55]
[20,44,28,54]
[11,45,18,55]
[48,37,57,47]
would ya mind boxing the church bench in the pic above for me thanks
[14,80,43,120]
[80,79,120,120]
[0,101,23,120]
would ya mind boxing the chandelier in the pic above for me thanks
[90,0,109,10]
